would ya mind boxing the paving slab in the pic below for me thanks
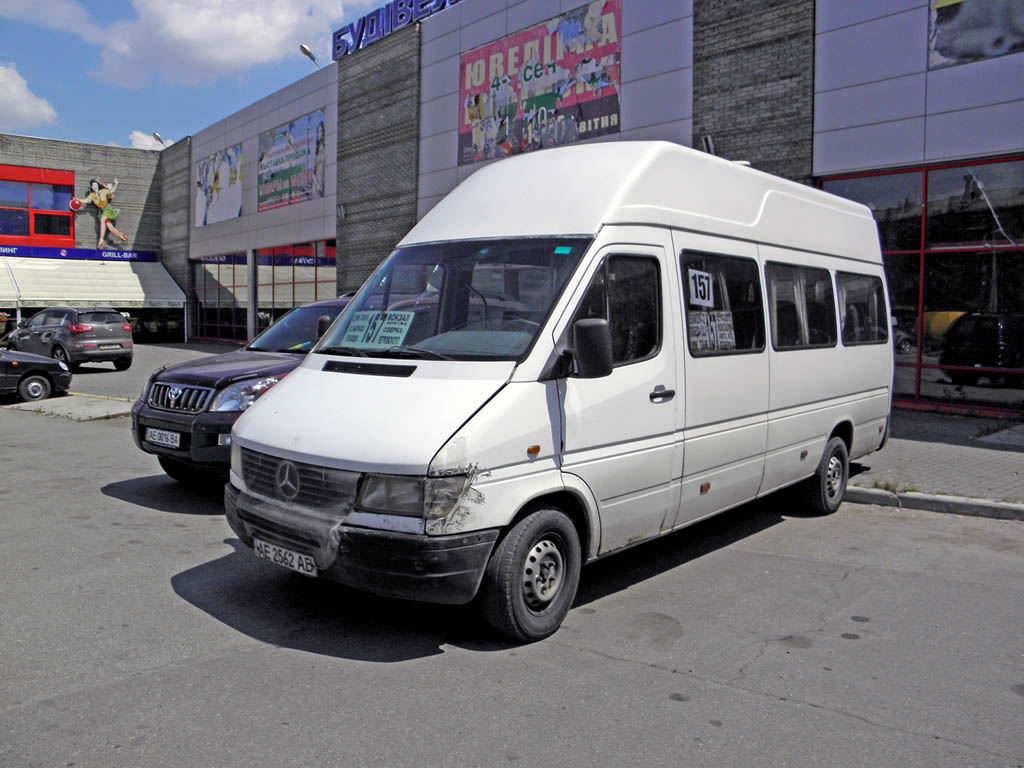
[2,392,133,421]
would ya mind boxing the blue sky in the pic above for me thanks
[0,0,376,148]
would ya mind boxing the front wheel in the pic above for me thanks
[804,436,849,515]
[478,508,581,642]
[18,374,51,401]
[51,346,69,365]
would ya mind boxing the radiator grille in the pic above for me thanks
[240,448,360,508]
[149,382,215,413]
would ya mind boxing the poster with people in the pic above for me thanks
[929,0,1024,69]
[458,0,622,166]
[257,109,327,212]
[195,144,243,227]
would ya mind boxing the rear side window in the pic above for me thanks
[79,312,125,324]
[766,263,837,349]
[574,255,661,365]
[682,251,765,356]
[836,272,888,345]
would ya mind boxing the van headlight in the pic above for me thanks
[358,474,469,519]
[210,375,282,412]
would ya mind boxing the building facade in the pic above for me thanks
[1,0,1021,413]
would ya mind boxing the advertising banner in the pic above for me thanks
[257,109,327,212]
[195,144,243,227]
[928,0,1024,69]
[0,244,157,262]
[458,0,621,166]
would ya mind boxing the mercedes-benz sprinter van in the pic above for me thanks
[224,142,892,641]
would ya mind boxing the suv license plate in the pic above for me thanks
[253,538,317,577]
[100,344,120,350]
[145,427,180,448]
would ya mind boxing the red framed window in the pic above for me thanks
[819,155,1024,417]
[0,164,75,247]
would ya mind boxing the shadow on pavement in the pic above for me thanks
[169,497,786,661]
[101,474,225,515]
[890,410,1024,452]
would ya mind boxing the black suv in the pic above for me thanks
[6,306,133,370]
[131,297,349,483]
[940,312,1024,387]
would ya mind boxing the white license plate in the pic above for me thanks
[145,427,180,448]
[253,537,317,576]
[99,344,121,349]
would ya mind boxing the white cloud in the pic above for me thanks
[0,0,370,87]
[0,62,58,131]
[129,130,170,150]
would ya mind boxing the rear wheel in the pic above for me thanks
[113,357,132,371]
[18,374,51,402]
[804,436,848,515]
[479,508,581,642]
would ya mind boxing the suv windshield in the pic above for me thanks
[247,305,345,353]
[316,238,590,361]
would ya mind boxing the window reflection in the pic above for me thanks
[926,161,1024,248]
[822,172,922,251]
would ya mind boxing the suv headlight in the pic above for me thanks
[357,473,469,519]
[209,375,283,412]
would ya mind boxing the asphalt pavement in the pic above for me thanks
[1,406,1022,768]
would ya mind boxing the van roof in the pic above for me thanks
[401,141,881,264]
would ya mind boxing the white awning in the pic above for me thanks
[0,257,186,308]
[0,258,18,303]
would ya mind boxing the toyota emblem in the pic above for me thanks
[276,460,301,500]
[168,387,183,401]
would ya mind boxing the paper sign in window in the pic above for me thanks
[688,268,715,308]
[688,310,736,353]
[341,311,415,350]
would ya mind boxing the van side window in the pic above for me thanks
[836,272,888,345]
[681,251,765,356]
[574,255,661,365]
[766,263,837,349]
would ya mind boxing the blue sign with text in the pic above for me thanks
[0,245,157,262]
[333,0,464,59]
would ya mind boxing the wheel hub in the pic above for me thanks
[25,380,44,398]
[826,455,843,498]
[522,538,563,610]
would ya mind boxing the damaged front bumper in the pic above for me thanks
[224,483,498,605]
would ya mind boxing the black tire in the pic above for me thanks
[18,374,51,402]
[896,339,911,354]
[113,357,132,371]
[804,436,849,515]
[51,345,69,365]
[479,508,581,642]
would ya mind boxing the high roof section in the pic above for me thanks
[401,142,881,264]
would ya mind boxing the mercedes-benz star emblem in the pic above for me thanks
[168,387,183,401]
[276,461,301,501]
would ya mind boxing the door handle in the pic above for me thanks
[649,387,675,402]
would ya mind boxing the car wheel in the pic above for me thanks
[18,374,52,402]
[804,436,848,515]
[51,346,69,365]
[113,357,132,371]
[896,339,911,354]
[478,508,581,642]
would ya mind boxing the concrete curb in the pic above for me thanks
[846,486,1024,522]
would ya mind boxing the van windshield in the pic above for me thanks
[317,238,590,361]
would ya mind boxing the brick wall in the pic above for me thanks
[158,137,191,290]
[0,134,162,250]
[692,0,815,183]
[335,24,421,293]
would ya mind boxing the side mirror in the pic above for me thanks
[18,320,28,329]
[573,318,613,379]
[316,314,333,339]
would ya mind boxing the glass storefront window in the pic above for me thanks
[29,183,74,211]
[822,172,923,251]
[0,180,29,208]
[0,208,29,236]
[926,160,1024,248]
[33,212,71,236]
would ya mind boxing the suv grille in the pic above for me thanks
[149,382,215,413]
[241,448,360,508]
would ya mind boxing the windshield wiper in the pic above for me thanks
[383,345,454,361]
[318,345,370,357]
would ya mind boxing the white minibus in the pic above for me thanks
[224,142,893,640]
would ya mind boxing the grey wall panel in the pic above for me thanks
[420,56,460,103]
[622,17,692,82]
[508,0,562,33]
[420,92,460,139]
[926,100,1024,161]
[813,118,925,175]
[815,9,927,93]
[816,0,926,34]
[927,55,1024,114]
[620,68,692,129]
[814,74,925,132]
[463,0,508,26]
[422,29,460,67]
[623,0,691,35]
[620,118,692,144]
[462,11,508,51]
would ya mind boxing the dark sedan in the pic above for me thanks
[940,312,1024,387]
[131,297,349,483]
[0,348,73,401]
